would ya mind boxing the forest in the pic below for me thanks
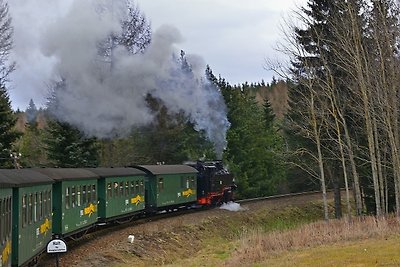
[1,0,400,220]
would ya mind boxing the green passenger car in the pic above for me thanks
[36,169,99,237]
[0,178,12,267]
[133,165,198,211]
[89,168,146,222]
[0,169,54,267]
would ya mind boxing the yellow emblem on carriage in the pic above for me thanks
[2,240,10,265]
[131,195,144,205]
[40,218,51,234]
[84,203,96,217]
[182,188,194,197]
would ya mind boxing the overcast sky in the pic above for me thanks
[7,0,306,110]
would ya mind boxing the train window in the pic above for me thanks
[6,198,9,239]
[65,187,70,209]
[107,183,112,198]
[46,192,48,216]
[135,181,139,194]
[3,198,6,243]
[180,177,189,188]
[43,191,47,215]
[22,194,27,227]
[0,199,3,244]
[6,198,9,238]
[5,198,7,239]
[5,199,7,240]
[4,199,6,241]
[77,186,81,207]
[4,199,7,241]
[2,199,4,244]
[125,181,129,196]
[71,187,76,208]
[1,199,4,244]
[28,194,33,224]
[92,184,96,202]
[8,198,10,236]
[130,181,135,195]
[39,192,43,220]
[3,199,6,242]
[114,182,119,197]
[87,185,92,203]
[5,198,8,238]
[4,199,6,242]
[48,190,52,216]
[82,185,87,205]
[34,193,38,222]
[119,182,123,196]
[140,181,144,194]
[7,198,10,234]
[158,177,164,192]
[190,176,195,188]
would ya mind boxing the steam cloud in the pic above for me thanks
[40,0,230,158]
[219,202,247,212]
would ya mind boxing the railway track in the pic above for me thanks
[237,190,336,204]
[38,190,331,267]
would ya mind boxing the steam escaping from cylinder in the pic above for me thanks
[41,0,230,158]
[219,202,247,212]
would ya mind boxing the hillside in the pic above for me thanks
[38,192,328,267]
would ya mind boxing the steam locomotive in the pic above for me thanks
[0,161,235,266]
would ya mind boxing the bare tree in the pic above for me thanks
[97,0,152,69]
[0,0,15,83]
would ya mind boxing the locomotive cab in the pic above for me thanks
[186,161,235,206]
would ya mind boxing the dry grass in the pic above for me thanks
[228,215,400,265]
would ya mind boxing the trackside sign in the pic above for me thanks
[47,239,67,253]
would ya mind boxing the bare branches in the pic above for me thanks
[0,0,14,83]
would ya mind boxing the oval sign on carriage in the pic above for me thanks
[47,239,67,253]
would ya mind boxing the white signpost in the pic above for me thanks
[47,238,67,267]
[47,239,67,253]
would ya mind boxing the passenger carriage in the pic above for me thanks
[133,165,198,212]
[87,168,146,223]
[0,175,13,267]
[0,169,54,267]
[35,168,99,238]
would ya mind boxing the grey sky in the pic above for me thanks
[7,0,306,110]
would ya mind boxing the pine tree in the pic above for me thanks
[0,85,20,168]
[44,120,99,167]
[216,78,285,198]
[263,98,275,129]
[25,98,37,125]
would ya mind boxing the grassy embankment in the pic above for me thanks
[115,202,400,266]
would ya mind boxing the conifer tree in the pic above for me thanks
[44,120,99,167]
[0,85,20,168]
[263,98,275,129]
[25,98,37,125]
[206,64,286,198]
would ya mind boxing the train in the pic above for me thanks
[0,161,235,267]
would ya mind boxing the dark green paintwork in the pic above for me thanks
[146,173,197,210]
[52,179,98,236]
[98,175,145,220]
[12,184,52,267]
[0,187,12,267]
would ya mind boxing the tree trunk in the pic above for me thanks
[310,92,329,220]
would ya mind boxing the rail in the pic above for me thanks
[237,189,342,204]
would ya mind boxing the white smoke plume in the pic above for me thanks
[219,202,247,212]
[39,0,230,157]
